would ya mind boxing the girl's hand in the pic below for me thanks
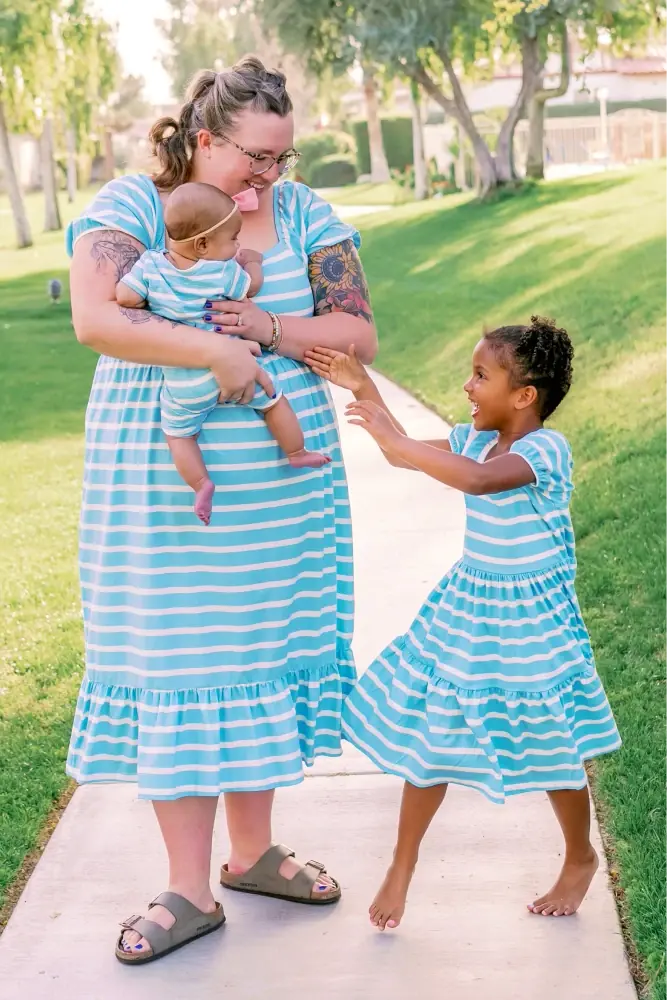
[345,400,402,450]
[209,336,274,405]
[204,297,273,345]
[304,345,369,392]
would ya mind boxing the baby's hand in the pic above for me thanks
[235,248,263,267]
[304,345,368,392]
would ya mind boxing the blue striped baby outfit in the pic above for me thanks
[121,252,275,437]
[342,424,620,802]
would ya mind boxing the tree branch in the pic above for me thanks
[533,19,571,107]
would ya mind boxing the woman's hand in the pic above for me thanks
[304,345,369,392]
[345,400,403,451]
[209,336,274,404]
[204,297,273,345]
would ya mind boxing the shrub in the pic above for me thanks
[296,130,356,185]
[308,154,358,188]
[352,117,413,174]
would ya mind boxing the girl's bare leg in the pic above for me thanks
[120,797,219,954]
[371,781,448,930]
[528,786,599,917]
[263,397,330,469]
[166,434,215,525]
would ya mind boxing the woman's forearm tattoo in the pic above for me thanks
[308,239,373,324]
[90,231,141,282]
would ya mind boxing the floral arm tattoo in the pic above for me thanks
[308,239,373,324]
[89,230,177,327]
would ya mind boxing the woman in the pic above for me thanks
[67,56,377,964]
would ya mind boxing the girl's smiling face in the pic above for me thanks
[464,338,536,431]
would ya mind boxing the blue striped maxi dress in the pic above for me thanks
[66,175,359,800]
[342,425,621,803]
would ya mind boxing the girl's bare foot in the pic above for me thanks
[194,478,215,525]
[528,849,599,917]
[287,450,331,469]
[369,862,415,931]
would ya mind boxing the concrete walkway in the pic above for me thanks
[0,376,636,999]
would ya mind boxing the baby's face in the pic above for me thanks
[206,216,242,261]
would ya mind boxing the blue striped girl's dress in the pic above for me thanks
[66,175,359,800]
[342,425,621,802]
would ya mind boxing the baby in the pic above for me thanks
[116,182,329,525]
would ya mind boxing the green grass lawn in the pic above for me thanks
[316,179,410,206]
[1,168,665,997]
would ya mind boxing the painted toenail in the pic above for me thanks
[135,943,143,949]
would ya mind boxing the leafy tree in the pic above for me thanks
[256,0,392,183]
[158,0,237,99]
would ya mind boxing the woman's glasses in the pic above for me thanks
[221,136,300,176]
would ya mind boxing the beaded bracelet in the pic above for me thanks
[267,311,283,353]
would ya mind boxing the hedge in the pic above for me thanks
[308,154,358,188]
[352,117,413,175]
[295,130,356,185]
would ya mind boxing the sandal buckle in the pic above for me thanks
[307,859,326,872]
[120,914,142,929]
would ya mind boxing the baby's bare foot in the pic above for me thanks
[194,479,215,525]
[287,450,331,469]
[528,849,599,917]
[369,862,415,931]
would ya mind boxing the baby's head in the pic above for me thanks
[165,182,241,261]
[465,316,574,430]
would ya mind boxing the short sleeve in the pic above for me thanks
[120,255,149,299]
[511,430,573,506]
[65,174,159,255]
[448,423,473,455]
[281,180,361,255]
[219,259,252,300]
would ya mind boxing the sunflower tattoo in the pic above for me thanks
[308,239,373,324]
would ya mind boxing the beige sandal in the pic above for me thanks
[115,891,226,965]
[220,843,341,905]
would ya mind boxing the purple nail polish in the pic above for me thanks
[204,300,213,308]
[204,313,212,322]
[214,325,222,333]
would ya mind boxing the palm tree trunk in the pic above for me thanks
[41,116,62,232]
[362,66,391,183]
[66,125,77,203]
[409,80,428,200]
[0,97,33,248]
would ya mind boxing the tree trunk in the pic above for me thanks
[41,116,62,232]
[496,35,542,183]
[526,20,571,180]
[66,126,77,203]
[409,80,428,201]
[414,58,498,196]
[103,128,115,183]
[362,66,391,183]
[0,97,33,248]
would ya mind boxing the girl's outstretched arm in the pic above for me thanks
[346,400,536,495]
[304,345,423,467]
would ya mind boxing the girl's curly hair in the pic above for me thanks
[484,316,574,419]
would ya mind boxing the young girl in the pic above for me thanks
[305,317,621,930]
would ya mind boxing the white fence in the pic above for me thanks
[514,109,666,172]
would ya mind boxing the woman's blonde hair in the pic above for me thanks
[149,55,293,190]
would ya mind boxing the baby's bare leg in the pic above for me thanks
[528,787,599,917]
[263,397,331,469]
[166,435,215,525]
[371,781,448,931]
